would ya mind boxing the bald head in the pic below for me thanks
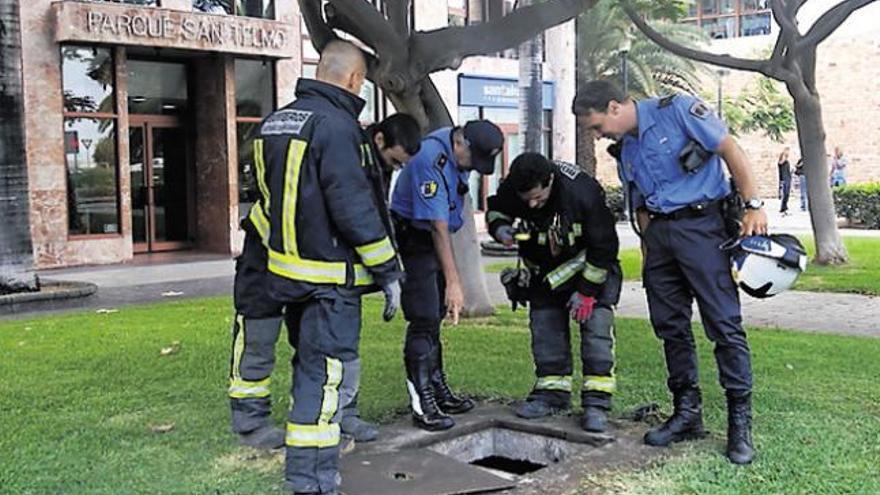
[316,40,367,95]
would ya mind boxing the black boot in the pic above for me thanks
[406,353,455,431]
[644,386,706,446]
[431,345,475,414]
[726,391,755,464]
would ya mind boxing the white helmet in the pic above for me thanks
[729,234,807,298]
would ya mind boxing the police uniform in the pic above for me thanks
[486,161,622,417]
[615,94,753,460]
[390,122,501,430]
[231,78,402,494]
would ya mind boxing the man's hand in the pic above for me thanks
[741,208,768,237]
[382,281,402,322]
[567,292,596,324]
[444,281,464,325]
[495,225,515,247]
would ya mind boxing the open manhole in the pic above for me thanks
[427,427,582,480]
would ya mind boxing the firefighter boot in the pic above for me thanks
[644,386,706,446]
[431,344,475,414]
[406,353,455,431]
[726,391,755,465]
[238,424,285,450]
[581,406,608,433]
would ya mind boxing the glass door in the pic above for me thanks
[129,116,191,253]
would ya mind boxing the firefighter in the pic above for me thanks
[390,119,503,431]
[486,152,622,433]
[232,40,403,495]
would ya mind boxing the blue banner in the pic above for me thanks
[458,74,554,110]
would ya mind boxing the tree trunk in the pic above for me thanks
[519,0,543,154]
[789,87,848,264]
[0,0,39,294]
[574,118,597,175]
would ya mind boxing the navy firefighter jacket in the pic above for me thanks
[486,161,619,297]
[244,78,403,300]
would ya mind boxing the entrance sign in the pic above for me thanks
[54,1,296,58]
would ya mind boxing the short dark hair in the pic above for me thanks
[374,113,422,156]
[505,152,554,193]
[572,80,626,116]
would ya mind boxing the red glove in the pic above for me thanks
[568,292,596,323]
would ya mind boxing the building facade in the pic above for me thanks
[16,0,576,269]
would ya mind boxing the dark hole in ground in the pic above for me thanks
[470,455,546,475]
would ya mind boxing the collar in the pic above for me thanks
[294,78,366,119]
[424,127,459,170]
[635,99,658,139]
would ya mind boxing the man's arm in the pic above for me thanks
[430,219,463,324]
[575,179,620,297]
[717,135,768,237]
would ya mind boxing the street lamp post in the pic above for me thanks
[716,68,730,118]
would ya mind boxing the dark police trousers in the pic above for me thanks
[230,231,362,493]
[398,238,446,361]
[527,265,622,410]
[642,211,752,394]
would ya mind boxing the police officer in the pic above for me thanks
[573,80,768,464]
[228,111,421,451]
[486,152,622,432]
[237,40,404,495]
[390,119,503,431]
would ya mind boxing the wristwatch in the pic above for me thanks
[745,197,764,210]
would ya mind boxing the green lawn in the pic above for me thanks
[2,298,880,494]
[486,236,880,296]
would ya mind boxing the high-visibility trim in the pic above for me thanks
[282,139,308,255]
[319,357,343,425]
[285,422,340,448]
[583,375,617,394]
[253,139,271,215]
[268,249,374,286]
[545,250,587,290]
[581,261,608,285]
[538,232,548,245]
[248,202,270,244]
[572,223,582,236]
[535,375,572,392]
[355,236,396,267]
[353,263,375,286]
[230,314,245,382]
[486,210,513,224]
[228,377,271,399]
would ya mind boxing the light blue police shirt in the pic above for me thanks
[390,128,470,233]
[618,94,731,213]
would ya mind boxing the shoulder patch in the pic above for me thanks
[553,160,581,180]
[658,94,676,108]
[420,180,439,198]
[689,101,711,120]
[261,109,313,136]
[434,153,448,169]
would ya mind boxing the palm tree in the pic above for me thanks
[575,2,709,174]
[1,0,38,294]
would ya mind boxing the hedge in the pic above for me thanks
[834,182,880,228]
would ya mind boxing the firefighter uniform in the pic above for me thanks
[228,122,397,446]
[234,78,402,494]
[486,161,621,415]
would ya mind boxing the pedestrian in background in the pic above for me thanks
[830,146,848,187]
[794,157,808,211]
[778,147,792,215]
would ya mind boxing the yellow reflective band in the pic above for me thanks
[535,375,572,392]
[572,223,582,236]
[285,422,340,448]
[486,210,513,224]
[319,358,343,428]
[356,237,396,267]
[545,250,587,290]
[230,314,245,382]
[253,139,271,216]
[248,202,270,245]
[581,262,608,285]
[538,233,547,245]
[353,263,375,286]
[268,249,347,284]
[583,375,617,394]
[282,139,308,255]
[228,377,271,399]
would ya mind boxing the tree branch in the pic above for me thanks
[298,0,337,52]
[621,1,771,76]
[326,0,406,57]
[799,0,878,48]
[410,0,598,77]
[385,0,411,37]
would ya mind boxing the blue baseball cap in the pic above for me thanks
[463,120,504,175]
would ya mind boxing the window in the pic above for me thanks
[682,0,771,39]
[235,59,275,215]
[62,46,120,237]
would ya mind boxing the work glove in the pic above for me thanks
[382,280,402,322]
[495,225,516,247]
[567,292,596,324]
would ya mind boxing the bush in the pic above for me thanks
[603,184,627,222]
[834,183,880,228]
